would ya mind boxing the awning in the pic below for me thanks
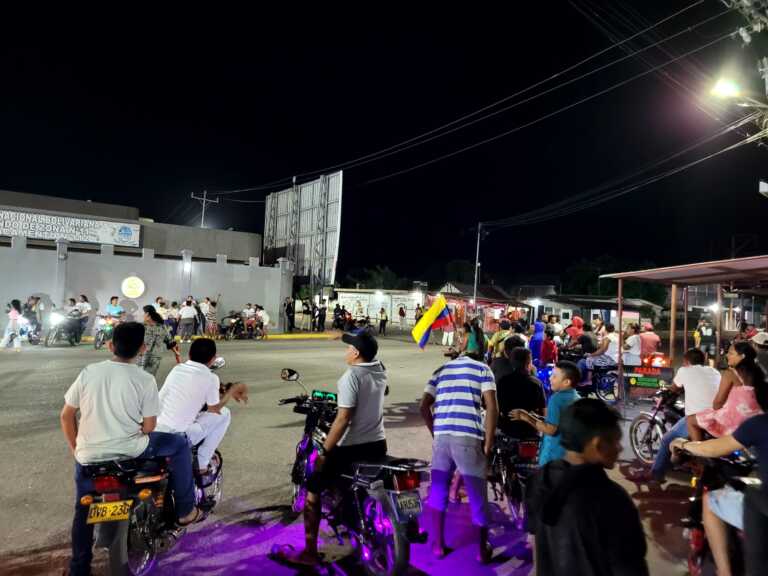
[600,255,768,287]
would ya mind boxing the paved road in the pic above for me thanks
[0,338,691,575]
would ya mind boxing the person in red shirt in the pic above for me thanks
[564,316,584,344]
[541,327,559,365]
[639,323,661,357]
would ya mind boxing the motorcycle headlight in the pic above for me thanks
[50,313,64,326]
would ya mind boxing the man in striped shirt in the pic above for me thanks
[420,353,499,564]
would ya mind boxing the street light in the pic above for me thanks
[711,77,741,99]
[710,77,768,109]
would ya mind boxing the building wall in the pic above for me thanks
[0,239,291,333]
[139,221,262,261]
[0,189,139,221]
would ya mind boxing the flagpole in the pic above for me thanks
[472,222,482,313]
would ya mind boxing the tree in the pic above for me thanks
[560,256,667,306]
[343,266,410,289]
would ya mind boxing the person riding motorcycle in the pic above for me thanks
[670,393,768,576]
[646,348,720,482]
[156,338,247,474]
[496,346,546,440]
[275,329,387,567]
[59,322,202,576]
[104,296,125,322]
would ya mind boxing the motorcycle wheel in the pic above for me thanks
[358,495,409,576]
[503,465,526,531]
[629,414,664,464]
[291,483,307,514]
[595,371,618,402]
[94,331,106,350]
[45,329,57,347]
[107,505,157,576]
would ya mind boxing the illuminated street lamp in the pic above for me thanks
[711,77,741,99]
[711,77,768,109]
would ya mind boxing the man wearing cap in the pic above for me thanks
[639,323,661,358]
[277,330,388,567]
[751,331,768,374]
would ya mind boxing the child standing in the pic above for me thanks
[510,360,580,466]
[540,327,558,365]
[526,399,648,575]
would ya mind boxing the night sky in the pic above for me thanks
[1,2,767,286]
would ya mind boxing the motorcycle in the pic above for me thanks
[488,431,540,530]
[94,316,117,350]
[676,448,757,576]
[221,313,246,340]
[628,388,684,464]
[81,357,227,575]
[277,368,429,576]
[45,310,82,347]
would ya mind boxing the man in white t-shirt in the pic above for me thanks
[157,339,247,472]
[199,297,211,318]
[649,347,720,481]
[60,322,201,576]
[178,300,197,342]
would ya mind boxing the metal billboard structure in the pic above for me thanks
[263,171,343,296]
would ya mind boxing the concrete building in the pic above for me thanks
[0,190,292,333]
[0,190,262,261]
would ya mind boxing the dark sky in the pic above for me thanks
[1,2,766,285]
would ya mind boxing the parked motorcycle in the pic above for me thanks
[45,310,82,347]
[628,388,684,464]
[278,368,429,576]
[488,431,540,530]
[94,316,117,350]
[676,448,757,576]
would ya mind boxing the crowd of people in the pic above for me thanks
[27,289,766,574]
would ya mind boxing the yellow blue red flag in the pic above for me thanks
[411,295,452,349]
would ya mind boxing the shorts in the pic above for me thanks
[699,343,716,356]
[306,439,387,495]
[708,485,744,530]
[428,435,490,526]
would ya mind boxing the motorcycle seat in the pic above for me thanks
[81,457,168,477]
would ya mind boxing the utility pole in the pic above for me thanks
[472,222,482,313]
[190,190,219,228]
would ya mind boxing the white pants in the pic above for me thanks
[442,331,454,346]
[185,407,231,468]
[1,325,20,349]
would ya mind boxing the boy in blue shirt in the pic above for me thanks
[510,360,580,465]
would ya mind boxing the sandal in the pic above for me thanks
[177,507,206,527]
[432,544,450,559]
[269,543,323,567]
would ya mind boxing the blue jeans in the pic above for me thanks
[69,432,195,576]
[650,416,688,481]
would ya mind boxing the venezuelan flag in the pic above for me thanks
[412,295,452,349]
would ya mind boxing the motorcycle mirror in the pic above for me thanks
[281,368,300,381]
[211,357,226,371]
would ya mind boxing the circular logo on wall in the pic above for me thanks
[121,276,146,299]
[117,226,134,242]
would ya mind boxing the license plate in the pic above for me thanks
[394,492,422,518]
[87,500,133,524]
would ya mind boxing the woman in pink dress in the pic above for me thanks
[689,341,764,440]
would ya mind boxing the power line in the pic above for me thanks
[484,111,760,230]
[293,4,731,181]
[364,27,743,186]
[210,0,711,195]
[487,126,767,229]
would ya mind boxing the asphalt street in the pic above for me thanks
[0,337,691,575]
